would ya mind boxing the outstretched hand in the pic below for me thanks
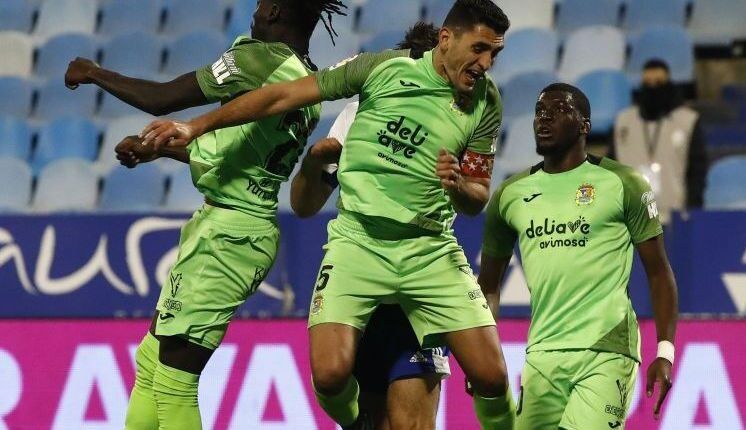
[115,135,159,168]
[140,119,197,150]
[64,57,99,90]
[646,357,673,420]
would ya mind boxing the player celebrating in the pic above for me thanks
[479,83,678,429]
[64,2,346,429]
[139,1,516,428]
[294,23,450,430]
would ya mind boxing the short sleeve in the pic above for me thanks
[315,50,406,101]
[468,79,502,155]
[622,169,664,243]
[196,39,285,104]
[482,185,517,258]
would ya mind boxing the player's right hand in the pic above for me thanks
[115,135,159,168]
[140,119,197,150]
[64,57,99,90]
[307,138,343,164]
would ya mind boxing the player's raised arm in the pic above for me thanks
[290,137,342,217]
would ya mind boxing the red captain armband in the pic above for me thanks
[460,150,495,179]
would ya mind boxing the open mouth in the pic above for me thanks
[536,126,552,138]
[464,69,482,86]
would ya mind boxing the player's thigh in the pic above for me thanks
[398,236,494,348]
[515,352,571,430]
[560,352,638,430]
[444,325,507,397]
[386,375,441,430]
[309,322,361,391]
[156,210,279,350]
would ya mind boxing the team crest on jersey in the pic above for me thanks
[575,183,595,206]
[311,295,324,315]
[449,97,465,115]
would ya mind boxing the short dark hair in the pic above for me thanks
[443,0,510,35]
[396,22,439,53]
[643,58,670,73]
[541,83,591,120]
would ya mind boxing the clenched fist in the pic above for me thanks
[115,135,160,168]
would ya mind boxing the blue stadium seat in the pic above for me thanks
[689,0,746,45]
[163,0,226,36]
[32,158,99,212]
[624,0,688,33]
[498,114,542,174]
[497,0,554,31]
[34,81,98,121]
[357,0,421,34]
[0,77,33,118]
[0,117,33,161]
[99,0,162,37]
[309,23,359,69]
[32,117,100,173]
[34,0,98,40]
[101,32,164,78]
[0,157,32,211]
[501,71,558,123]
[0,0,35,33]
[555,0,620,35]
[36,33,98,80]
[226,0,257,42]
[492,28,558,84]
[558,26,626,82]
[98,92,148,119]
[704,156,746,209]
[627,26,694,84]
[0,31,33,78]
[425,0,453,24]
[575,70,631,135]
[163,31,228,77]
[100,164,166,211]
[163,165,204,212]
[361,31,402,53]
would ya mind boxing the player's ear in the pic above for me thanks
[439,27,453,51]
[581,118,591,136]
[267,2,281,23]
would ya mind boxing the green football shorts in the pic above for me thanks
[307,210,495,348]
[516,349,639,430]
[155,204,279,350]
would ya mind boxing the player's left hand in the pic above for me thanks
[646,357,673,420]
[140,119,197,150]
[436,148,462,191]
[115,135,159,168]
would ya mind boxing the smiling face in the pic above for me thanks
[438,24,504,95]
[534,90,590,156]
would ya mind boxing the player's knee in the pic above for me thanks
[311,361,353,395]
[470,363,509,398]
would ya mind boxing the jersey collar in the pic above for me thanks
[422,50,450,87]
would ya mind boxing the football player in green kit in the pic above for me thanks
[139,1,517,428]
[479,83,678,429]
[64,1,346,429]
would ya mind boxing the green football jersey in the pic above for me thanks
[316,49,502,233]
[192,37,321,218]
[482,156,663,361]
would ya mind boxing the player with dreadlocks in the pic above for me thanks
[65,1,346,429]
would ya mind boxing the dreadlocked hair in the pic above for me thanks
[303,0,348,45]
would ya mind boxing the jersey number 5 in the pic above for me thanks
[315,265,333,291]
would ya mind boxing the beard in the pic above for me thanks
[638,83,682,121]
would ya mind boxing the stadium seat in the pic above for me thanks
[501,71,558,123]
[100,32,164,78]
[627,26,694,84]
[32,117,100,173]
[624,0,688,34]
[425,0,453,25]
[704,156,746,209]
[498,114,542,174]
[33,158,99,212]
[558,26,626,82]
[97,114,156,173]
[555,0,620,35]
[0,117,33,161]
[34,80,98,121]
[575,70,631,135]
[163,0,226,36]
[0,31,33,77]
[688,0,746,45]
[163,31,228,77]
[361,30,402,53]
[0,157,32,211]
[357,0,421,34]
[99,0,162,37]
[0,77,33,118]
[309,23,359,69]
[36,33,98,80]
[0,0,35,33]
[98,92,149,119]
[100,164,166,211]
[497,0,554,31]
[226,0,257,42]
[492,28,558,84]
[163,164,203,212]
[34,0,97,40]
